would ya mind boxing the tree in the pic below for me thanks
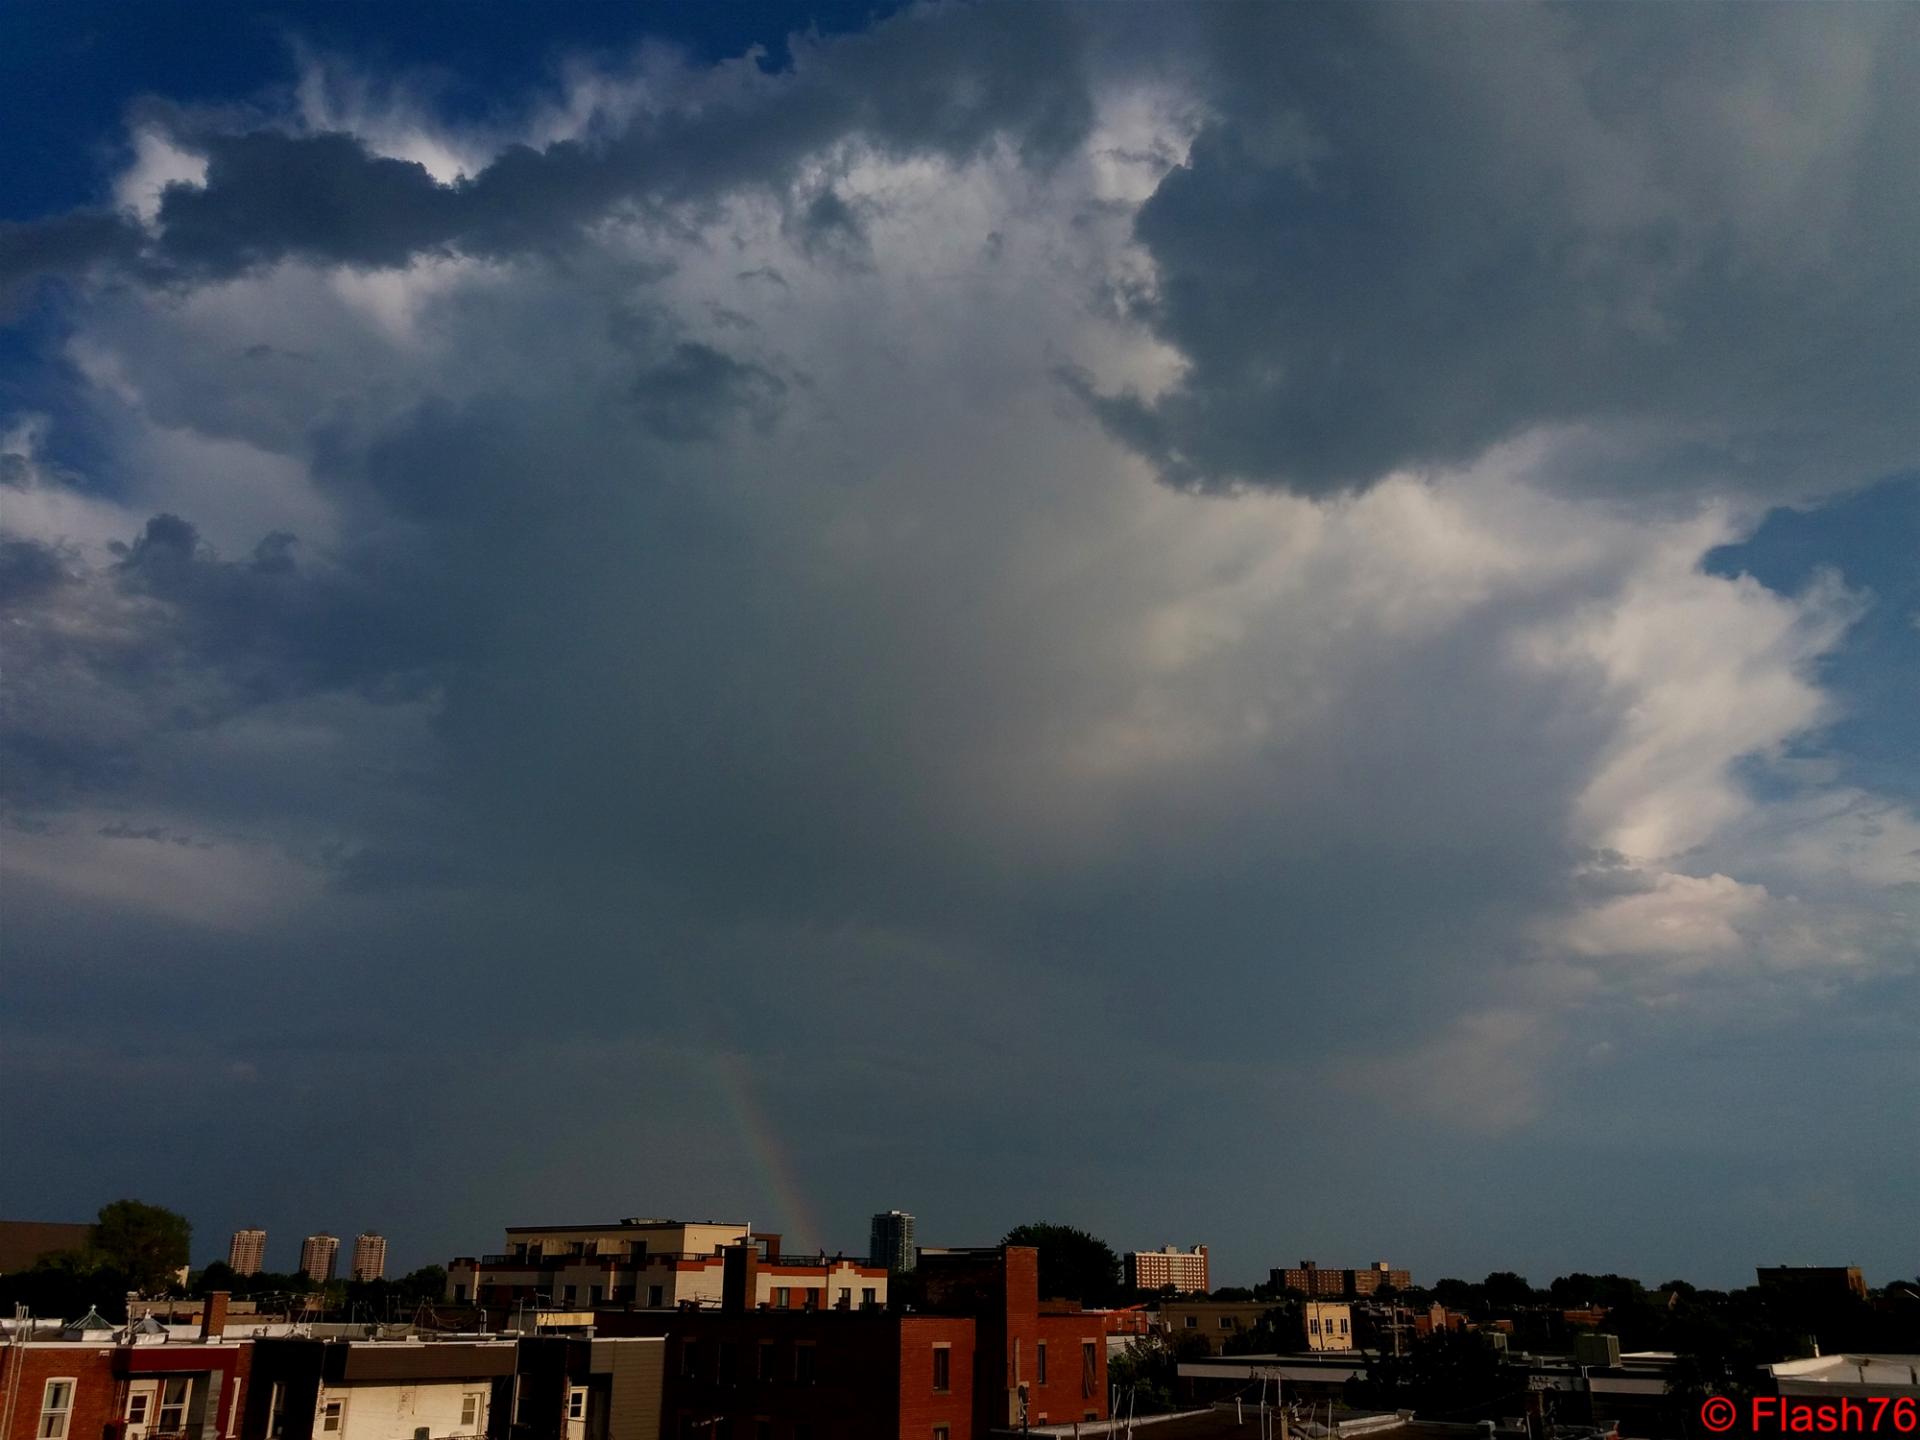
[1223,1305,1299,1356]
[1432,1278,1476,1309]
[1108,1338,1184,1416]
[1349,1330,1517,1420]
[195,1262,240,1294]
[1001,1224,1122,1307]
[1481,1271,1534,1308]
[93,1200,192,1294]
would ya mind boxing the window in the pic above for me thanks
[648,1285,664,1307]
[934,1430,950,1440]
[932,1346,951,1393]
[567,1389,587,1422]
[267,1385,287,1440]
[758,1343,776,1382]
[38,1381,75,1440]
[320,1400,344,1434]
[1036,1343,1047,1385]
[773,1287,791,1308]
[589,1285,603,1305]
[461,1395,482,1429]
[1183,1315,1197,1329]
[793,1345,816,1385]
[1081,1343,1097,1399]
[1340,1319,1349,1335]
[1219,1317,1235,1330]
[804,1288,820,1310]
[717,1342,735,1384]
[1308,1317,1319,1333]
[755,1424,771,1440]
[861,1288,876,1307]
[128,1394,152,1428]
[454,1284,469,1302]
[837,1288,850,1307]
[562,1284,578,1304]
[160,1380,193,1433]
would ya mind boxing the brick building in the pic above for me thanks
[0,1223,94,1277]
[600,1243,1110,1439]
[1124,1247,1208,1295]
[1271,1261,1411,1299]
[0,1296,249,1440]
[1755,1266,1869,1303]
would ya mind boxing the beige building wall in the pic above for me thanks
[502,1221,750,1259]
[318,1380,490,1440]
[1304,1301,1354,1352]
[591,1337,664,1440]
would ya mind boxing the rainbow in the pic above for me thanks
[709,1050,828,1255]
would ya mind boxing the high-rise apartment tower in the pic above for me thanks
[868,1210,916,1272]
[228,1228,267,1276]
[350,1232,387,1282]
[299,1233,340,1284]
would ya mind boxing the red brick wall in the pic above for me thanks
[0,1342,253,1440]
[895,1318,973,1440]
[2,1347,118,1440]
[1025,1316,1106,1427]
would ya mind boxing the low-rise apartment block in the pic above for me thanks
[446,1219,886,1314]
[241,1337,513,1440]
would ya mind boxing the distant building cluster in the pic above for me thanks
[1273,1258,1413,1297]
[218,1228,387,1283]
[1126,1245,1209,1294]
[4,1208,1909,1440]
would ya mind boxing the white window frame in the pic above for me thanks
[567,1388,587,1422]
[320,1397,345,1434]
[39,1379,77,1440]
[460,1395,482,1430]
[158,1377,194,1433]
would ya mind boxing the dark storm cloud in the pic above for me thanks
[107,514,448,702]
[1,3,1096,295]
[0,510,455,809]
[0,537,72,609]
[0,211,145,311]
[1092,4,1920,498]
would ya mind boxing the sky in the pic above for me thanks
[1,2,1915,1292]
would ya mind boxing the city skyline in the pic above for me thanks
[2,0,1915,1287]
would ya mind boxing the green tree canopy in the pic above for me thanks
[93,1200,192,1294]
[1349,1330,1518,1420]
[1001,1223,1122,1307]
[1481,1271,1535,1307]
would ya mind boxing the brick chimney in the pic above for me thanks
[721,1243,759,1313]
[199,1291,229,1341]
